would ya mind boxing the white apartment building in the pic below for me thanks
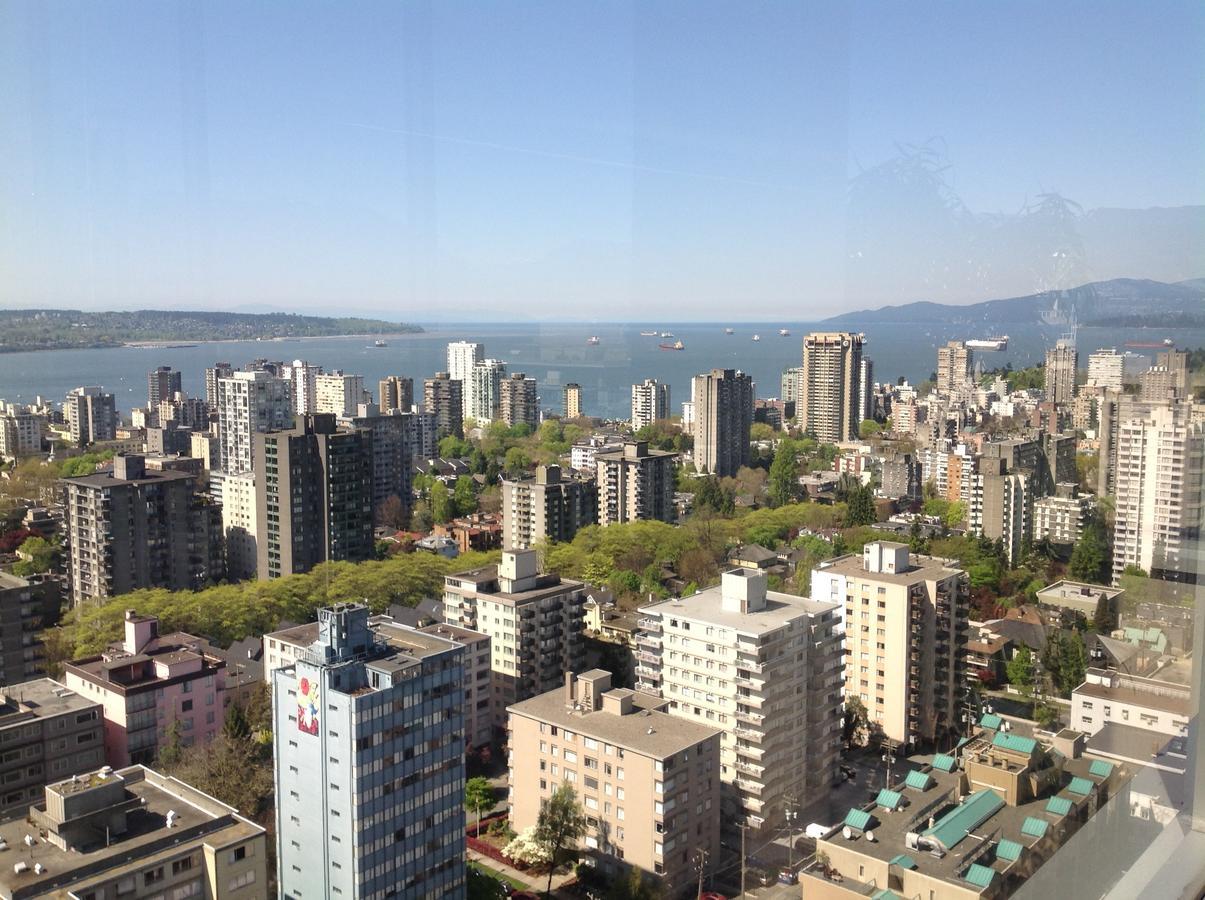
[443,549,587,732]
[221,470,259,580]
[447,340,484,419]
[216,370,293,474]
[1111,404,1205,584]
[468,359,507,424]
[286,359,322,414]
[1087,348,1125,390]
[1033,483,1092,547]
[635,569,843,830]
[1071,668,1191,737]
[313,371,365,418]
[631,378,671,430]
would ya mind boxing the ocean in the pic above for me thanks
[0,321,1199,421]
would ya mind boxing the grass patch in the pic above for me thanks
[469,860,529,891]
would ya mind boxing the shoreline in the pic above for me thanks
[0,330,426,355]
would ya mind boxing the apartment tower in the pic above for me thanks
[690,368,754,477]
[563,382,583,419]
[378,375,414,413]
[501,464,598,550]
[595,440,677,526]
[423,372,464,440]
[64,386,118,447]
[146,366,182,409]
[499,372,539,431]
[447,340,484,419]
[800,332,864,442]
[631,378,671,431]
[935,341,973,396]
[1044,338,1078,406]
[215,370,293,475]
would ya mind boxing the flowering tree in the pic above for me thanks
[502,826,552,867]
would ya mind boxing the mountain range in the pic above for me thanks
[820,278,1205,328]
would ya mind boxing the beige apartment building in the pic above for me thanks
[812,542,969,748]
[508,670,721,896]
[936,340,973,396]
[635,569,843,830]
[443,549,587,732]
[800,332,864,442]
[501,464,598,549]
[690,368,753,478]
[596,440,677,526]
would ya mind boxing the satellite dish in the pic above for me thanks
[866,830,876,842]
[843,826,853,840]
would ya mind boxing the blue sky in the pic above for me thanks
[2,1,1202,320]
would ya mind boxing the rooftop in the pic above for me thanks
[640,582,837,634]
[0,679,97,726]
[508,686,722,760]
[817,551,964,585]
[60,467,195,489]
[0,765,263,899]
[1073,675,1191,716]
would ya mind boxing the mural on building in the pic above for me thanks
[298,675,320,735]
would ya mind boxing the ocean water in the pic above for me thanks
[0,321,1199,421]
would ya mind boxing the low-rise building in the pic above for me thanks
[1035,581,1124,620]
[0,574,60,685]
[1032,483,1091,548]
[0,679,102,820]
[62,611,227,767]
[1070,668,1191,738]
[508,670,722,896]
[0,765,267,900]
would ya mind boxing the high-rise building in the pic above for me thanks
[273,603,466,899]
[499,372,539,431]
[349,409,415,525]
[286,358,323,415]
[812,542,969,747]
[1044,337,1078,405]
[423,372,464,440]
[63,610,227,766]
[1086,348,1125,390]
[254,414,373,579]
[0,678,102,819]
[971,458,1030,565]
[443,549,587,730]
[935,340,973,396]
[203,361,233,414]
[563,382,582,419]
[859,357,875,421]
[508,670,722,892]
[221,471,259,581]
[412,409,439,458]
[156,391,206,430]
[64,386,117,446]
[61,454,223,606]
[314,371,366,418]
[0,574,60,684]
[800,332,864,442]
[501,464,598,550]
[146,366,182,409]
[780,366,804,406]
[690,368,753,477]
[1138,353,1189,402]
[595,440,677,526]
[631,378,670,431]
[0,403,42,459]
[0,764,268,900]
[468,358,507,423]
[1033,483,1091,548]
[447,340,484,419]
[635,569,843,829]
[216,370,293,475]
[378,375,414,413]
[1111,404,1204,584]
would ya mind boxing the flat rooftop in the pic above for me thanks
[445,565,584,605]
[1074,680,1191,716]
[0,766,262,899]
[265,621,320,647]
[817,552,964,585]
[641,584,838,634]
[0,679,96,725]
[61,467,194,489]
[0,573,30,591]
[509,687,721,760]
[1037,580,1125,601]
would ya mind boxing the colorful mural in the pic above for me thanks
[298,675,320,735]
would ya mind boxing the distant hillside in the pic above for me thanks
[0,309,421,352]
[820,278,1205,328]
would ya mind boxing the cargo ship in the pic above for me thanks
[659,340,685,351]
[778,328,790,336]
[639,330,658,337]
[1124,338,1175,349]
[586,336,600,345]
[966,336,1009,351]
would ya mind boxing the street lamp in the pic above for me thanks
[785,806,799,875]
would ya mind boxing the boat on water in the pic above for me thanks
[752,334,761,342]
[659,340,685,351]
[639,330,658,337]
[966,335,1009,351]
[660,331,674,338]
[586,336,600,345]
[373,339,388,348]
[778,328,790,336]
[1124,338,1175,349]
[724,327,734,335]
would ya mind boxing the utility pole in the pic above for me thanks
[739,822,747,899]
[694,848,709,899]
[785,793,798,876]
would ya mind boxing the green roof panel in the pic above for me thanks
[922,789,1006,852]
[871,891,901,900]
[1067,776,1094,796]
[889,854,917,870]
[1089,760,1115,779]
[965,863,996,888]
[1021,816,1049,838]
[905,770,934,791]
[996,839,1024,862]
[844,807,872,831]
[877,789,903,810]
[992,732,1038,755]
[1046,796,1073,816]
[932,753,958,772]
[980,713,1003,730]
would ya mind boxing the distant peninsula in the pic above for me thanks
[0,309,422,352]
[819,277,1205,329]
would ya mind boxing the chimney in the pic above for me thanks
[112,454,145,481]
[720,569,767,614]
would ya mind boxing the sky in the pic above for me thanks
[2,1,1203,321]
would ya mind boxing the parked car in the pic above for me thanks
[778,868,799,885]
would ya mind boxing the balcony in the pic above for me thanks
[735,778,764,795]
[735,710,764,726]
[637,617,661,632]
[736,692,764,708]
[636,632,661,649]
[733,726,763,741]
[734,760,764,777]
[734,676,763,690]
[635,650,661,665]
[634,665,661,681]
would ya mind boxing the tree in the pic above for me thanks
[845,485,877,527]
[504,447,531,477]
[1005,646,1036,698]
[768,440,798,507]
[536,783,587,894]
[453,476,477,517]
[843,696,870,746]
[464,776,495,835]
[223,703,250,741]
[429,480,453,524]
[1069,517,1110,584]
[1058,631,1088,696]
[375,494,409,530]
[12,535,58,577]
[410,499,434,532]
[502,825,553,867]
[693,477,734,516]
[858,419,882,439]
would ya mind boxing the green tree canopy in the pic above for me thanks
[536,783,588,895]
[1069,517,1110,584]
[1006,646,1036,697]
[767,439,799,507]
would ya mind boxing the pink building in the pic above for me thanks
[63,610,227,766]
